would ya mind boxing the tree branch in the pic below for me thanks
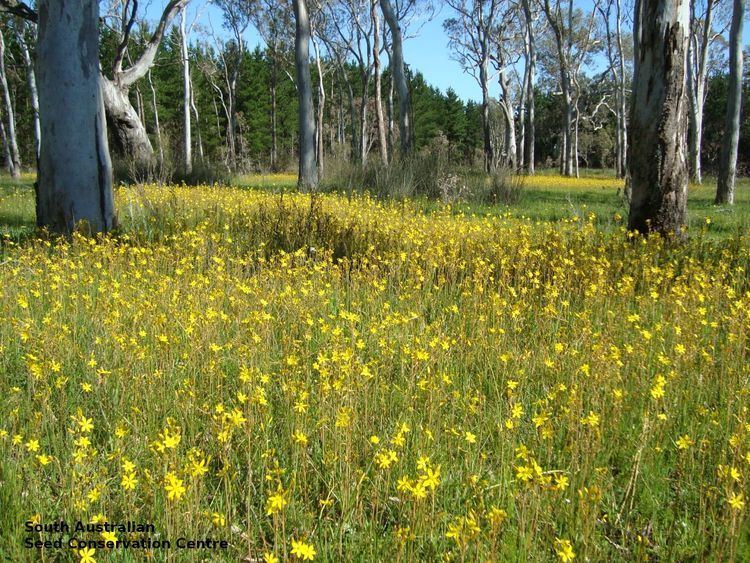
[112,0,139,77]
[0,0,36,22]
[118,0,190,88]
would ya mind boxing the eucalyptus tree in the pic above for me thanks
[0,24,21,176]
[250,0,294,171]
[539,0,600,177]
[444,0,502,173]
[372,0,388,164]
[213,0,251,167]
[715,0,744,204]
[596,0,630,178]
[100,0,190,164]
[520,0,539,173]
[627,0,690,235]
[294,0,319,189]
[36,0,116,233]
[491,6,523,170]
[13,19,39,162]
[686,0,727,184]
[310,4,331,172]
[327,0,377,163]
[179,9,192,173]
[380,0,413,154]
[0,0,115,231]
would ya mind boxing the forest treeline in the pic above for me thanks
[0,0,746,182]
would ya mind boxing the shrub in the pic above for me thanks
[113,155,231,187]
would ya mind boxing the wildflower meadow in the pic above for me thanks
[0,177,749,561]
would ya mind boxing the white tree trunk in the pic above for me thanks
[0,29,21,177]
[686,0,714,184]
[101,76,155,164]
[102,0,188,164]
[0,118,13,177]
[36,0,116,233]
[180,11,192,174]
[499,69,517,169]
[190,79,204,161]
[380,0,411,154]
[15,22,40,162]
[628,0,690,235]
[523,0,536,174]
[372,1,388,165]
[312,34,326,175]
[615,0,627,178]
[147,69,164,164]
[359,70,371,164]
[716,0,744,204]
[293,0,318,190]
[480,55,493,173]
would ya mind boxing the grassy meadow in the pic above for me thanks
[0,173,749,561]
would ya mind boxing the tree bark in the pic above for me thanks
[180,11,192,173]
[627,0,690,236]
[270,63,278,171]
[15,22,40,162]
[480,55,493,173]
[498,67,517,169]
[614,0,628,178]
[101,75,155,164]
[372,1,388,165]
[561,73,573,175]
[523,0,536,174]
[293,0,318,190]
[104,0,188,164]
[343,67,358,160]
[190,77,204,161]
[312,34,326,175]
[686,0,714,184]
[715,0,744,204]
[380,0,411,154]
[147,69,164,163]
[359,69,371,164]
[518,66,526,171]
[36,0,116,233]
[0,28,21,177]
[386,56,394,157]
[0,117,13,176]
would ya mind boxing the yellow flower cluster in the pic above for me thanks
[0,182,748,560]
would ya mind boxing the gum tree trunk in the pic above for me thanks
[372,1,388,165]
[627,0,690,236]
[180,11,192,174]
[498,66,517,169]
[480,56,493,173]
[715,0,744,205]
[380,0,412,154]
[15,22,40,162]
[101,76,155,164]
[103,0,189,165]
[293,0,318,190]
[523,0,535,174]
[617,0,628,180]
[0,29,21,177]
[686,0,714,184]
[36,0,116,233]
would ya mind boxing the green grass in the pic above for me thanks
[2,172,748,241]
[0,177,748,561]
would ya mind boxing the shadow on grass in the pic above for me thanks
[0,180,37,247]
